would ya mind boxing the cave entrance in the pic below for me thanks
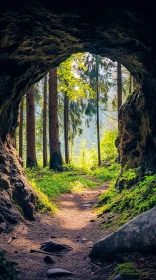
[15,52,136,171]
[0,4,156,240]
[1,5,156,279]
[12,52,140,228]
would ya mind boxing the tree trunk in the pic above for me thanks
[96,55,101,166]
[43,74,48,168]
[49,68,63,171]
[64,92,69,164]
[26,85,37,168]
[19,100,23,166]
[117,62,122,128]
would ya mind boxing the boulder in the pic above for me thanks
[46,268,73,278]
[90,206,156,259]
[41,241,71,252]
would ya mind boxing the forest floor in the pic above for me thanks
[0,176,156,280]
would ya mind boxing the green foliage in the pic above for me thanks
[100,130,118,161]
[62,163,79,172]
[82,54,113,98]
[81,54,115,136]
[58,53,95,144]
[111,64,132,110]
[0,250,19,280]
[115,263,137,274]
[120,168,137,181]
[72,130,118,171]
[110,263,140,279]
[118,167,139,189]
[16,52,120,168]
[89,164,120,183]
[58,53,95,100]
[72,140,97,171]
[30,179,57,214]
[26,168,97,213]
[96,173,156,229]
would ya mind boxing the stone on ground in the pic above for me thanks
[41,241,71,252]
[113,274,139,280]
[44,256,54,264]
[46,268,73,278]
[90,207,156,259]
[113,275,125,280]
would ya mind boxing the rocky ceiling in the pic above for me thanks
[0,1,156,137]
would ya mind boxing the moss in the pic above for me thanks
[115,263,139,274]
[110,263,141,280]
[96,172,156,229]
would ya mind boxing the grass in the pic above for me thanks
[26,159,156,232]
[26,162,120,215]
[96,172,156,229]
[26,166,97,214]
[30,179,57,214]
[89,163,120,183]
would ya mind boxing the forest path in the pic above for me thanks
[0,179,115,280]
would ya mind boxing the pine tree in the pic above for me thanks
[58,53,94,162]
[43,74,48,167]
[81,54,112,165]
[95,55,101,166]
[49,68,63,171]
[26,85,37,168]
[64,92,69,164]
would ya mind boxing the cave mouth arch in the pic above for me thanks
[1,4,155,138]
[1,3,155,141]
[0,4,156,224]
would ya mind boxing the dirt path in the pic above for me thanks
[0,182,116,280]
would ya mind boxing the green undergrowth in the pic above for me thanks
[26,166,97,214]
[72,130,118,171]
[110,263,144,280]
[89,163,120,183]
[96,171,156,229]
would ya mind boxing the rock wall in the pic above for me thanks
[0,138,36,232]
[116,88,149,170]
[0,2,156,222]
[116,80,156,174]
